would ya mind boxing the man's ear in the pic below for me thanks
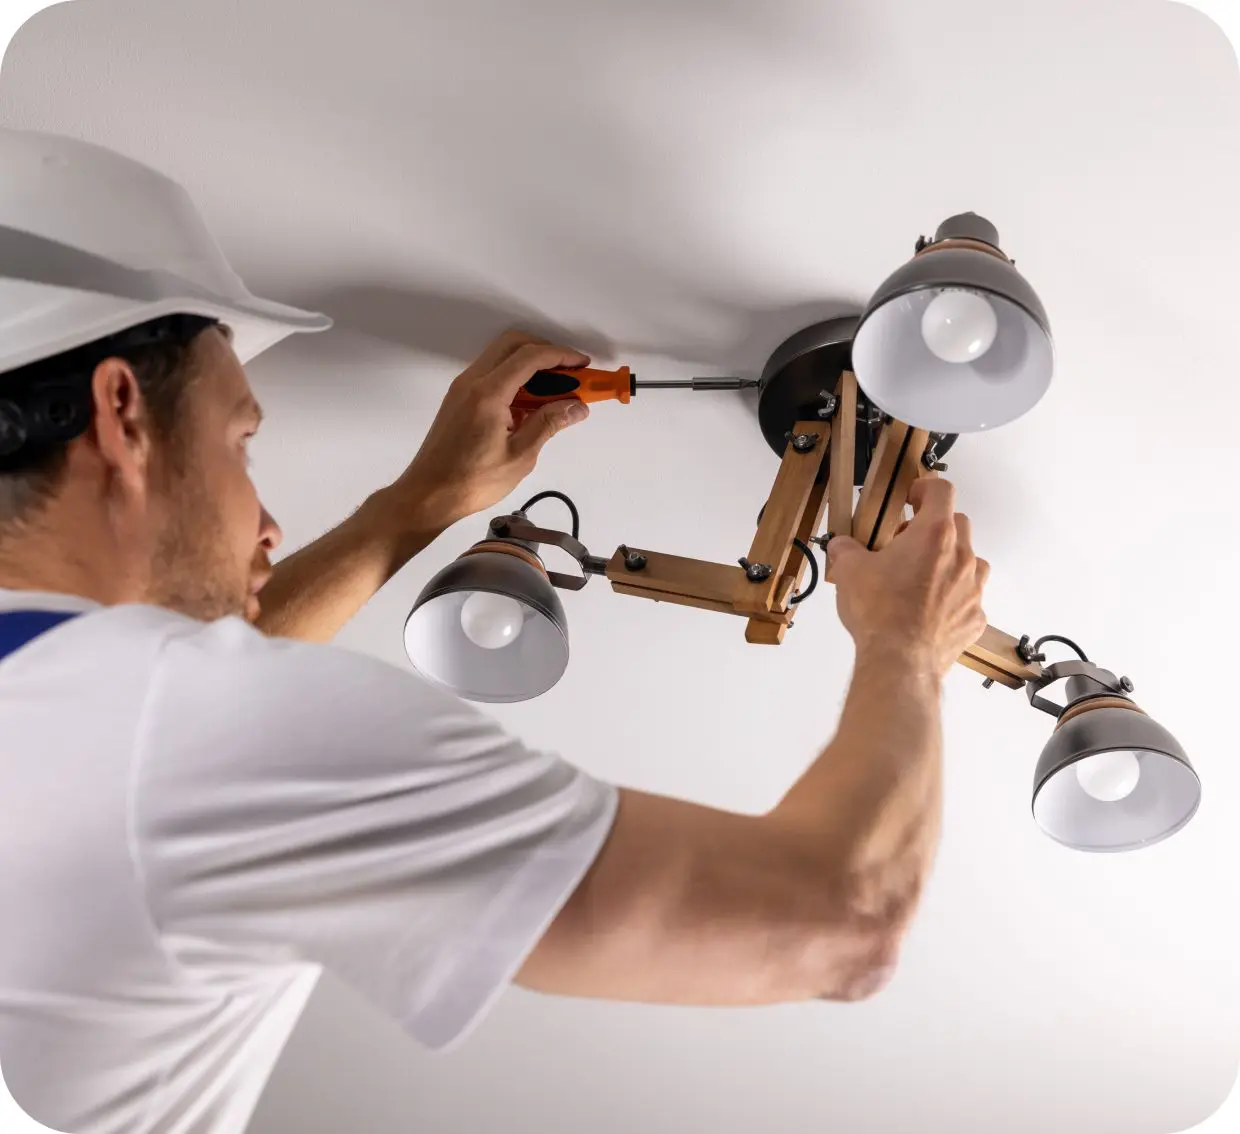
[88,358,154,486]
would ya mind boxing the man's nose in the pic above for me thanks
[259,506,283,553]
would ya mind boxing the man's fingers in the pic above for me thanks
[975,556,991,586]
[953,512,974,553]
[509,398,590,460]
[826,534,866,571]
[488,341,592,402]
[907,476,956,520]
[464,329,550,379]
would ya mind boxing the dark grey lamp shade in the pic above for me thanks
[1032,707,1200,853]
[852,214,1054,434]
[403,551,570,703]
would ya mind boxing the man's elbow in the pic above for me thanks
[824,933,902,1002]
[801,884,916,1003]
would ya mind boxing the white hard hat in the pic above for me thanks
[0,128,331,376]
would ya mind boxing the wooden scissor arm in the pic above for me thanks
[601,371,1046,690]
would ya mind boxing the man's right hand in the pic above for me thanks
[826,477,989,678]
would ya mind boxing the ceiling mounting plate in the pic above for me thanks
[757,315,955,482]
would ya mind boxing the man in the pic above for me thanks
[0,128,987,1134]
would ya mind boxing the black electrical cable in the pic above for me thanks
[788,539,819,605]
[1032,634,1090,663]
[519,490,581,539]
[754,505,819,605]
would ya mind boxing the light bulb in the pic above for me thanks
[1075,751,1142,803]
[460,592,525,650]
[920,289,999,364]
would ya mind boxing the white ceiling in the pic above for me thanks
[5,1,1240,1130]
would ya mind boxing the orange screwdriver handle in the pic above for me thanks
[512,366,634,415]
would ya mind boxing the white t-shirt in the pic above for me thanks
[0,589,618,1134]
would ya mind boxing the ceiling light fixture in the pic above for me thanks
[404,213,1199,852]
[851,212,1054,433]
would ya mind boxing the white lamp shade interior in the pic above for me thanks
[852,288,1053,433]
[404,588,569,703]
[1033,748,1201,853]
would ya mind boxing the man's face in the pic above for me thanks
[145,326,281,623]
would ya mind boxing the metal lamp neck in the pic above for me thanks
[915,213,1009,262]
[934,212,1001,247]
[1026,659,1134,719]
[481,512,604,592]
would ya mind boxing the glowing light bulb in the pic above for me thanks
[920,289,999,364]
[1075,751,1142,803]
[460,592,525,650]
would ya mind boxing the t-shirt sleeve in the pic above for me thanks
[130,617,618,1050]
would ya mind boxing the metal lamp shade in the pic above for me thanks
[852,219,1054,434]
[1032,707,1200,853]
[403,551,570,703]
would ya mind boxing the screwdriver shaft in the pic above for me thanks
[634,377,760,391]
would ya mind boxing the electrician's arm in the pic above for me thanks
[256,330,589,642]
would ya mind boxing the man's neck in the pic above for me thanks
[0,509,143,608]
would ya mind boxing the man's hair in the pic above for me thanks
[0,315,218,530]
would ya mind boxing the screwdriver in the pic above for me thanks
[512,366,760,414]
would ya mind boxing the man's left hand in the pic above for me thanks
[389,330,593,534]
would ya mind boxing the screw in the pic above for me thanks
[816,392,839,420]
[785,430,819,454]
[490,518,510,536]
[1015,635,1046,664]
[809,531,834,549]
[738,558,773,582]
[915,235,929,253]
[922,442,949,473]
[982,678,995,689]
[1120,676,1135,693]
[618,545,647,572]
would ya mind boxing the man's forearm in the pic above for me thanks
[772,644,944,928]
[255,487,448,643]
[519,646,946,1007]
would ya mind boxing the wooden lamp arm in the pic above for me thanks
[849,384,1044,689]
[506,369,1046,691]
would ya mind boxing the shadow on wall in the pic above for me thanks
[279,282,617,369]
[273,279,864,384]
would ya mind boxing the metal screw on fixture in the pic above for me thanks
[1015,635,1046,664]
[816,392,839,420]
[618,545,647,572]
[785,430,820,454]
[922,441,948,473]
[1121,676,1135,693]
[982,678,995,689]
[738,557,774,583]
[490,518,510,536]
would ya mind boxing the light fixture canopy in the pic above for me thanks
[851,212,1054,434]
[1027,660,1200,852]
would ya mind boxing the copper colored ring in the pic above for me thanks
[1055,696,1144,730]
[460,541,547,574]
[916,237,1009,262]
